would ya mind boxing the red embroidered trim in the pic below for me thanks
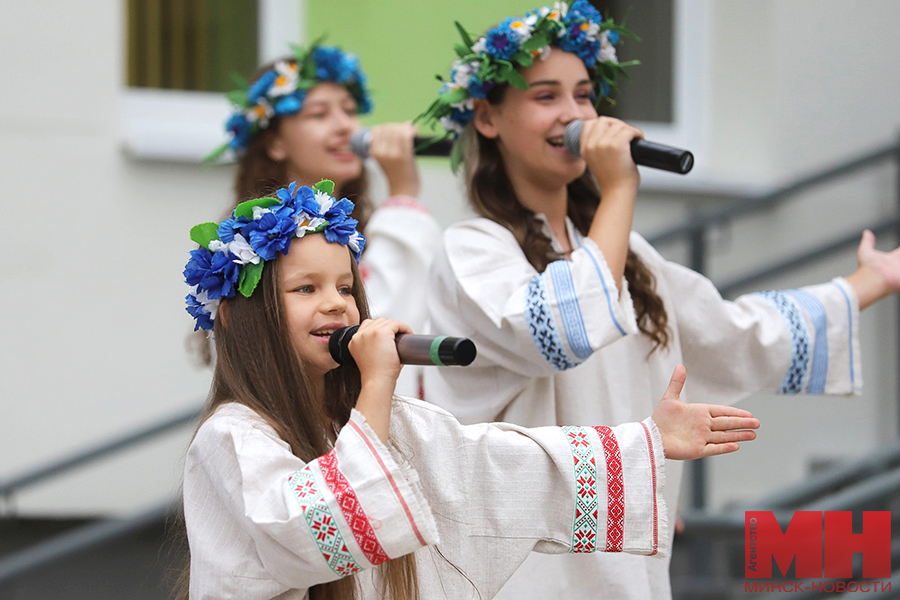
[639,422,659,556]
[593,426,624,552]
[380,196,431,215]
[318,450,390,565]
[347,419,429,547]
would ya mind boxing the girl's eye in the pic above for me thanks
[294,285,314,293]
[338,286,353,296]
[343,105,358,116]
[535,94,555,101]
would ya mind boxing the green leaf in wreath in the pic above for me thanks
[234,197,280,220]
[312,179,335,195]
[238,261,264,298]
[454,21,474,48]
[506,69,529,90]
[190,223,221,249]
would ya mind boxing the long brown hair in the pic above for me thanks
[174,246,418,600]
[232,58,374,233]
[462,89,670,351]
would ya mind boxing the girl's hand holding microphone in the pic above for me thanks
[347,317,412,443]
[367,122,421,198]
[578,116,643,197]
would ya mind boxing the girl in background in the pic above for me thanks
[204,43,441,395]
[179,181,759,599]
[419,2,900,598]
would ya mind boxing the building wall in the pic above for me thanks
[1,0,899,516]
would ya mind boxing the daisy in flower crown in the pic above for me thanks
[418,0,638,156]
[184,180,364,332]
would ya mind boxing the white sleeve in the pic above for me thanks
[428,219,639,378]
[390,399,668,597]
[187,408,439,590]
[640,233,862,402]
[360,197,442,332]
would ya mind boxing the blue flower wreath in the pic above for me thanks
[207,43,373,161]
[418,1,638,145]
[184,180,366,331]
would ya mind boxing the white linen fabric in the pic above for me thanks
[424,216,861,599]
[184,397,668,599]
[361,196,443,397]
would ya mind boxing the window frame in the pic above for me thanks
[120,0,305,162]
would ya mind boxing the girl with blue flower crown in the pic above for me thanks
[176,181,760,600]
[202,43,441,398]
[419,2,900,599]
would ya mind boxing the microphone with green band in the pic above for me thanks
[329,325,477,367]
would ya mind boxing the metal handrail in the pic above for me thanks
[0,500,178,584]
[646,142,899,248]
[0,405,203,498]
[718,215,900,297]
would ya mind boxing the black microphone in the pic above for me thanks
[563,119,694,175]
[350,127,454,159]
[329,325,477,367]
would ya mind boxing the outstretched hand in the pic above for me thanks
[846,229,900,310]
[651,365,760,460]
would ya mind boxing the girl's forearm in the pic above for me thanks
[587,187,636,290]
[355,376,396,444]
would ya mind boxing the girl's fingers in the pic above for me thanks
[710,415,760,431]
[701,442,741,457]
[707,429,757,444]
[662,364,687,400]
[708,404,755,418]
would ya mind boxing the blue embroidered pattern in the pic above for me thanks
[525,274,579,370]
[574,237,627,336]
[786,290,829,394]
[756,290,811,394]
[547,259,593,360]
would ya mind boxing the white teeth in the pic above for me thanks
[548,137,564,147]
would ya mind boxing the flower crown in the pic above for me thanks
[207,43,373,161]
[418,1,637,143]
[184,180,366,331]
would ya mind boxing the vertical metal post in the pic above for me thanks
[689,226,708,510]
[896,132,900,440]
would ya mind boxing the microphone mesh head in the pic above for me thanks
[563,120,584,158]
[350,128,371,159]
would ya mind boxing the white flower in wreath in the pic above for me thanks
[269,61,300,97]
[227,234,260,265]
[508,18,533,41]
[451,61,477,88]
[583,21,601,41]
[314,190,333,212]
[293,210,327,236]
[348,230,364,255]
[246,98,274,128]
[531,45,553,61]
[191,286,220,320]
[252,206,273,220]
[471,38,487,55]
[450,97,475,113]
[440,115,465,135]
[599,31,618,63]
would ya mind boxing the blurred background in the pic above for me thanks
[2,0,899,598]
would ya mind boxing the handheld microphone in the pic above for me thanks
[563,119,694,175]
[350,127,454,159]
[329,325,477,367]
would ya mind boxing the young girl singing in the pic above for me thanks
[418,3,900,598]
[204,43,441,395]
[180,181,759,599]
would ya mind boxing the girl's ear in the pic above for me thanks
[217,300,228,328]
[473,100,499,139]
[266,132,288,162]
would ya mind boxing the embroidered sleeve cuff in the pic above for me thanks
[286,409,438,578]
[570,237,639,342]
